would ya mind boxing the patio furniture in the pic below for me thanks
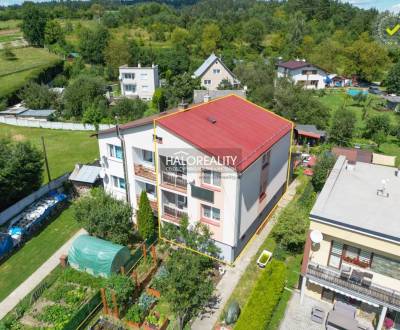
[311,306,325,324]
[361,272,373,288]
[333,301,357,319]
[340,265,351,280]
[326,310,359,330]
[350,269,363,284]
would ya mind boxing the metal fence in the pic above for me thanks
[0,116,114,131]
[0,173,69,226]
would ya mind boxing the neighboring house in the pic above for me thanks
[332,147,373,164]
[0,104,55,121]
[277,59,328,89]
[193,53,240,90]
[119,64,160,101]
[294,124,326,146]
[193,89,246,104]
[300,156,400,330]
[97,95,293,262]
[383,95,400,112]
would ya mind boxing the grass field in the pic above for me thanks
[0,47,61,99]
[0,206,80,302]
[0,124,99,183]
[0,20,21,30]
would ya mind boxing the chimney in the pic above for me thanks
[138,63,141,68]
[207,116,217,124]
[395,168,399,177]
[203,94,211,103]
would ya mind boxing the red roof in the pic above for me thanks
[156,95,292,172]
[297,130,321,139]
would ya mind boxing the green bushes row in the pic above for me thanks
[234,260,287,330]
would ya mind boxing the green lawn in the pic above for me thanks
[0,33,22,43]
[0,124,99,183]
[318,90,400,166]
[0,20,21,30]
[0,47,61,99]
[0,206,81,302]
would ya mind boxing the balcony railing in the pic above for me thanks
[162,172,187,191]
[163,204,187,220]
[307,262,400,309]
[134,164,156,181]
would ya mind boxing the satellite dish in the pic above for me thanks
[310,230,323,245]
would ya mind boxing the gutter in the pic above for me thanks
[116,124,130,205]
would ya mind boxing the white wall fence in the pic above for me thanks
[0,116,114,131]
[0,173,70,226]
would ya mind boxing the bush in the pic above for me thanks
[137,191,155,240]
[234,260,286,330]
[19,81,57,109]
[138,292,157,313]
[125,304,145,323]
[311,152,335,192]
[104,274,135,310]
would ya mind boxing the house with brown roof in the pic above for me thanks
[277,59,328,89]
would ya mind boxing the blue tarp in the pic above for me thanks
[0,233,13,258]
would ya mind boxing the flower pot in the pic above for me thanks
[146,287,161,298]
[126,320,143,329]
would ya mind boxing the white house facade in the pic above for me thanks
[277,60,328,89]
[97,95,292,262]
[119,64,160,100]
[193,53,240,91]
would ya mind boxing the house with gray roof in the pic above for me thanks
[192,53,240,90]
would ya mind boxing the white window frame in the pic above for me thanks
[124,84,136,92]
[202,204,220,221]
[204,79,211,85]
[202,169,221,187]
[142,149,154,165]
[140,72,148,80]
[213,68,220,74]
[107,144,123,160]
[145,183,156,199]
[124,73,134,79]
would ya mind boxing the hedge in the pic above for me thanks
[234,260,287,330]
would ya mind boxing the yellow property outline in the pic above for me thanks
[153,94,294,267]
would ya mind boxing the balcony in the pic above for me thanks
[161,172,187,193]
[134,164,156,181]
[306,262,400,309]
[162,203,187,223]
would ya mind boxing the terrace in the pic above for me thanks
[307,262,400,310]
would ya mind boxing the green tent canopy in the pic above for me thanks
[68,235,131,278]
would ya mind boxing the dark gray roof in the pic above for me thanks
[18,109,55,118]
[69,165,101,184]
[0,106,28,116]
[310,156,400,243]
[193,90,247,104]
[295,124,326,136]
[383,95,400,103]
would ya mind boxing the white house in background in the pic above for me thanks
[119,64,160,100]
[277,59,328,89]
[97,95,293,262]
[193,53,240,90]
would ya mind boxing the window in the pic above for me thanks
[262,151,270,169]
[371,254,400,280]
[142,150,154,164]
[177,195,187,209]
[124,84,136,92]
[328,241,343,269]
[142,85,149,91]
[124,73,134,79]
[204,79,211,85]
[259,151,270,200]
[112,175,125,189]
[213,69,220,74]
[202,169,221,187]
[107,144,123,159]
[140,73,148,80]
[202,205,220,221]
[301,70,317,75]
[145,183,156,198]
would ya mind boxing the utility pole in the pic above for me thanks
[41,136,51,182]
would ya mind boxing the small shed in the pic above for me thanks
[294,124,327,146]
[383,95,400,111]
[68,235,131,278]
[69,164,102,195]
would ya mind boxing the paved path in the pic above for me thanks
[191,180,300,330]
[0,228,87,320]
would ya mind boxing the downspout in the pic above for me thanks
[116,124,130,205]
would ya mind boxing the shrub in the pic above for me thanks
[138,292,157,313]
[19,82,57,109]
[104,274,136,310]
[137,191,155,240]
[125,304,145,323]
[37,305,74,329]
[311,152,335,192]
[234,260,286,330]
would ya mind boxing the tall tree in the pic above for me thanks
[136,191,155,240]
[79,24,109,64]
[201,23,221,54]
[386,61,400,95]
[311,152,336,192]
[44,20,65,46]
[0,140,43,211]
[329,106,356,146]
[21,4,48,47]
